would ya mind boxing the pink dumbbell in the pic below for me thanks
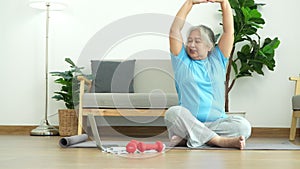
[126,140,140,153]
[137,141,164,153]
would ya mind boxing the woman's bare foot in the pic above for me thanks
[207,136,245,150]
[170,135,187,147]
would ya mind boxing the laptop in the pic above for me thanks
[88,113,169,154]
[87,114,128,154]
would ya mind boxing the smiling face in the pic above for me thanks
[186,29,213,60]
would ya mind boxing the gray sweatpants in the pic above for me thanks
[164,106,252,148]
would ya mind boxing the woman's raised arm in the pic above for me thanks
[211,0,234,57]
[169,0,208,56]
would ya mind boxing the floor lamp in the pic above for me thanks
[29,0,68,136]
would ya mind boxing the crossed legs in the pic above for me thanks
[164,106,251,149]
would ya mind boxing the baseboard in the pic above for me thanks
[1,125,300,138]
[250,127,300,138]
[0,125,59,135]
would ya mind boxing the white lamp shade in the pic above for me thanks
[29,0,68,11]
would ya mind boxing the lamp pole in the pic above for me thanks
[30,1,63,136]
[44,2,50,123]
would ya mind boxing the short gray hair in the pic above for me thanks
[187,25,215,49]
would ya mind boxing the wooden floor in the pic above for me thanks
[0,135,300,169]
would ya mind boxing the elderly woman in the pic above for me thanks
[165,0,251,149]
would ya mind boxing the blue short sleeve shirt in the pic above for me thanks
[171,44,228,122]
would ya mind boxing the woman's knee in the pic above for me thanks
[165,106,188,122]
[233,116,252,139]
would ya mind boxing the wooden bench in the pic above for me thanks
[289,76,300,140]
[77,76,168,134]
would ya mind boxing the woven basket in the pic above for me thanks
[58,109,78,136]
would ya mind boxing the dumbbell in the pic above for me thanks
[137,141,164,153]
[126,140,140,153]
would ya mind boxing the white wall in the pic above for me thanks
[0,0,299,127]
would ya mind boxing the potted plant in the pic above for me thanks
[51,58,92,136]
[224,0,280,113]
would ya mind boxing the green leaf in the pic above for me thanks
[241,7,251,21]
[266,37,280,49]
[250,60,264,75]
[229,0,239,8]
[65,58,76,67]
[243,27,257,35]
[249,9,261,18]
[54,78,69,85]
[241,44,251,54]
[241,0,255,8]
[261,37,280,54]
[262,45,274,54]
[249,18,265,25]
[52,95,63,101]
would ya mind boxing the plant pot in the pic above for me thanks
[226,111,246,118]
[58,109,78,136]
